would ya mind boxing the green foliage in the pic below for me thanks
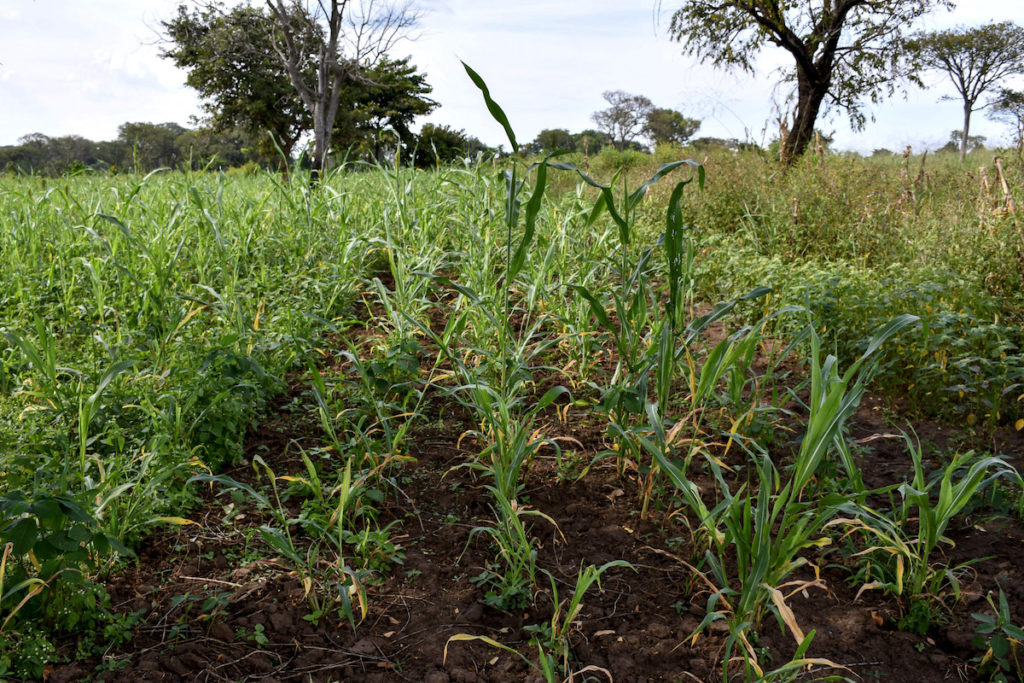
[645,107,701,147]
[335,56,437,162]
[0,493,136,680]
[938,129,987,154]
[530,128,574,154]
[189,348,280,470]
[1,80,1022,680]
[909,22,1024,160]
[667,0,954,159]
[989,87,1024,150]
[162,2,310,160]
[163,2,433,169]
[838,436,1019,607]
[117,122,190,172]
[973,586,1024,681]
[414,124,493,167]
[592,90,654,151]
[572,128,614,156]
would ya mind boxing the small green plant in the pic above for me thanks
[837,436,1018,607]
[972,586,1024,681]
[526,561,633,680]
[189,455,371,628]
[448,562,627,682]
[248,623,270,646]
[898,598,945,636]
[465,495,558,611]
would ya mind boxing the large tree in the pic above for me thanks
[666,0,953,163]
[572,129,614,156]
[163,2,430,173]
[162,4,311,165]
[530,128,574,154]
[265,0,418,180]
[645,107,701,147]
[989,87,1024,157]
[413,124,490,167]
[909,22,1024,162]
[117,122,190,171]
[938,129,986,155]
[333,55,436,162]
[592,91,654,151]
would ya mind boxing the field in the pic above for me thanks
[1,145,1023,682]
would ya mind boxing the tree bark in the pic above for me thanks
[781,69,830,164]
[960,103,972,163]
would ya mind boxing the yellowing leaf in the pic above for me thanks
[766,585,805,644]
[1015,418,1023,432]
[153,516,198,526]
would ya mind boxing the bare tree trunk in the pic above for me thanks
[960,103,972,163]
[781,71,829,164]
[266,0,416,185]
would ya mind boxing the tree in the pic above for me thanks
[572,129,614,156]
[175,127,272,169]
[989,87,1024,156]
[413,124,490,167]
[117,122,189,171]
[0,134,107,174]
[666,0,953,163]
[332,55,436,163]
[644,107,700,146]
[938,129,985,154]
[163,3,431,173]
[531,128,574,153]
[909,22,1024,162]
[162,4,311,165]
[592,91,654,151]
[265,0,418,181]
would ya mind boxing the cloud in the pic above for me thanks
[0,0,1020,151]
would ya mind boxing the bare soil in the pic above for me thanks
[46,309,1024,683]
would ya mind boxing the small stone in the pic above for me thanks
[351,637,377,655]
[648,622,671,639]
[460,602,483,623]
[268,611,291,632]
[208,621,234,642]
[449,669,476,683]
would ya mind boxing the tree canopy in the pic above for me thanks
[162,1,431,174]
[0,124,269,175]
[909,21,1024,161]
[413,124,491,167]
[162,4,310,163]
[530,128,574,154]
[938,129,986,154]
[264,0,418,179]
[644,107,700,147]
[332,56,437,162]
[592,91,654,151]
[666,0,953,162]
[989,87,1024,153]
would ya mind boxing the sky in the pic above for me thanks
[1,1,1023,154]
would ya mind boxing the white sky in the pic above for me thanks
[1,1,1022,153]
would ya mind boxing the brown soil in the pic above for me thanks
[46,309,1024,683]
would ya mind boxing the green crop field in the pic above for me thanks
[1,132,1023,680]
